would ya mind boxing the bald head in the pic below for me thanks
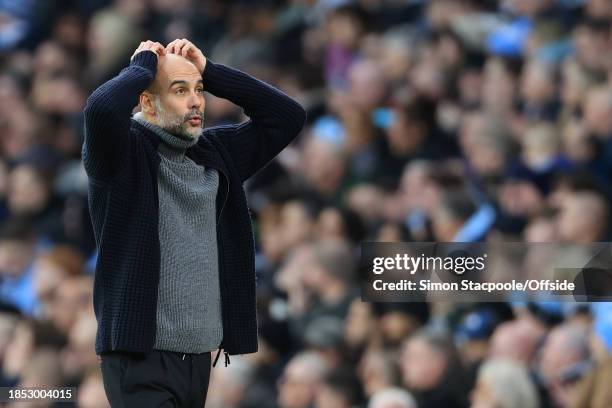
[139,53,205,140]
[149,54,201,94]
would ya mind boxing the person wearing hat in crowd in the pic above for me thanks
[454,307,503,387]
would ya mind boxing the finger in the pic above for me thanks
[151,42,165,56]
[173,39,188,55]
[176,40,188,55]
[166,39,180,54]
[165,39,179,52]
[151,46,164,56]
[177,39,192,55]
[180,44,193,58]
[167,39,181,47]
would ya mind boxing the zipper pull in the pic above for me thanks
[212,348,222,367]
[224,351,230,367]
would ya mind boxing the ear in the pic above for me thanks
[140,92,156,116]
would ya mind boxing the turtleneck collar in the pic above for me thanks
[133,112,199,161]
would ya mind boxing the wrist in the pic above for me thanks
[130,50,158,74]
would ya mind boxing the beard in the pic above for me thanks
[154,98,204,140]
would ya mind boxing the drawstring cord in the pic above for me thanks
[212,349,231,367]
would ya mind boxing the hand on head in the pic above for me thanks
[165,39,207,73]
[131,41,166,61]
[131,39,207,73]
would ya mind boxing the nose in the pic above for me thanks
[188,92,201,110]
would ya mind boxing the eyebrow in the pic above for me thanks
[168,79,204,89]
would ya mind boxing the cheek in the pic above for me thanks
[160,96,184,115]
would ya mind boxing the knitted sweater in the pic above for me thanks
[83,50,306,356]
[133,114,223,354]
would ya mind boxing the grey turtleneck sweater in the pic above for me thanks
[134,113,223,354]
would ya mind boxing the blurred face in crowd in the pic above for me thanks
[401,336,447,391]
[358,350,396,398]
[380,311,420,347]
[380,36,412,82]
[280,201,314,250]
[316,208,346,241]
[301,137,346,196]
[7,164,50,216]
[489,320,541,364]
[387,108,426,156]
[497,180,544,218]
[537,325,589,407]
[346,184,386,222]
[33,258,67,301]
[315,383,351,408]
[347,60,387,112]
[31,75,85,115]
[19,349,62,388]
[557,192,607,243]
[521,62,555,105]
[140,54,205,140]
[522,125,560,170]
[345,299,376,348]
[49,277,93,334]
[482,58,516,114]
[586,0,612,18]
[460,113,511,178]
[0,238,34,279]
[583,87,612,137]
[573,25,610,72]
[467,135,508,177]
[471,359,540,408]
[278,354,325,408]
[326,9,363,49]
[524,215,558,242]
[562,120,594,163]
[561,60,590,109]
[400,162,440,218]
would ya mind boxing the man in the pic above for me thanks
[83,39,306,407]
[277,351,329,408]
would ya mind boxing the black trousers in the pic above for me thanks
[100,350,212,408]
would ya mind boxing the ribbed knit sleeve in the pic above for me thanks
[201,60,307,182]
[82,51,158,181]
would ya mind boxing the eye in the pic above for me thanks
[175,88,186,95]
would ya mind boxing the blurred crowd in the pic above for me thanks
[1,0,612,407]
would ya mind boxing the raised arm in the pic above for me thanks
[166,39,307,182]
[82,41,165,182]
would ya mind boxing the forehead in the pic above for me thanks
[155,55,202,87]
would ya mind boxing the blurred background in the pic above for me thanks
[1,0,612,407]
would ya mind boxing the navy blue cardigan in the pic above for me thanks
[83,51,306,356]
